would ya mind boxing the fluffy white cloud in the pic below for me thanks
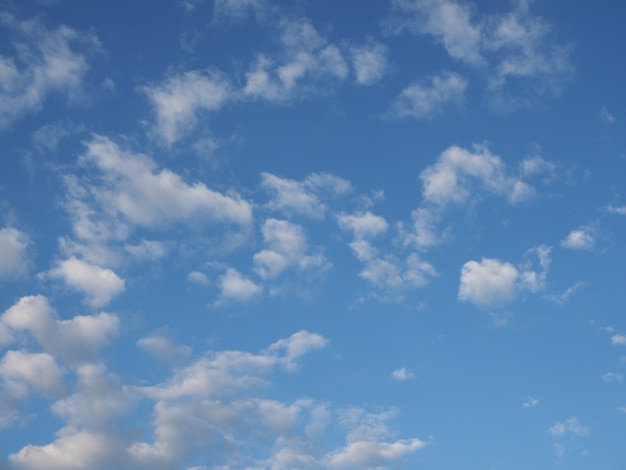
[82,136,252,227]
[350,41,388,85]
[144,69,232,144]
[262,172,351,219]
[0,227,30,279]
[327,438,427,468]
[391,367,415,381]
[269,330,329,372]
[390,72,467,119]
[254,218,328,280]
[1,295,119,364]
[124,240,167,261]
[0,350,65,398]
[338,212,388,240]
[0,14,99,128]
[459,258,519,307]
[217,268,262,302]
[44,257,125,308]
[548,417,590,437]
[420,144,533,206]
[243,19,348,102]
[611,334,626,346]
[561,226,596,250]
[606,204,626,215]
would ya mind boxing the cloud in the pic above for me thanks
[0,350,65,399]
[268,330,329,372]
[459,258,519,307]
[561,226,596,250]
[262,172,351,219]
[420,144,533,207]
[522,397,539,409]
[601,372,623,383]
[391,367,415,381]
[44,257,125,308]
[606,205,626,215]
[243,19,348,102]
[1,295,119,364]
[601,106,615,124]
[254,218,329,281]
[0,227,30,279]
[137,335,192,363]
[350,40,388,85]
[212,0,269,22]
[548,417,590,437]
[390,72,467,119]
[549,282,585,305]
[187,271,211,286]
[338,212,388,240]
[611,334,626,346]
[217,268,262,303]
[143,69,232,144]
[327,438,427,468]
[458,248,550,308]
[0,14,99,128]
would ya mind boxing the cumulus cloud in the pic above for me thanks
[0,350,65,399]
[350,40,388,85]
[243,19,348,102]
[548,417,590,437]
[217,268,262,303]
[522,397,539,409]
[611,334,626,346]
[0,14,99,128]
[561,226,596,250]
[420,144,533,206]
[0,227,30,279]
[1,295,119,364]
[262,172,351,219]
[606,204,626,215]
[390,72,467,119]
[386,0,572,111]
[337,212,388,240]
[137,335,192,363]
[254,218,329,280]
[601,372,623,383]
[458,247,550,307]
[44,257,125,308]
[268,330,329,372]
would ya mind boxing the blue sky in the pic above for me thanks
[1,0,625,468]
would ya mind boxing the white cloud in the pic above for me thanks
[387,0,483,66]
[2,295,119,364]
[522,397,539,408]
[254,218,328,280]
[549,282,585,305]
[0,350,65,398]
[81,135,252,228]
[268,330,329,372]
[0,227,30,279]
[601,106,615,124]
[0,14,99,128]
[611,334,626,346]
[548,417,590,437]
[459,258,519,307]
[243,19,348,102]
[606,204,626,215]
[44,257,125,308]
[143,69,232,144]
[327,438,427,468]
[390,72,467,119]
[520,155,557,180]
[350,40,388,85]
[420,144,533,207]
[262,172,351,219]
[338,212,388,240]
[601,372,623,383]
[187,270,211,286]
[137,335,192,363]
[217,268,262,302]
[391,367,415,381]
[124,240,167,261]
[561,226,596,250]
[401,207,443,250]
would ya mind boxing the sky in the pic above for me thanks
[0,0,625,468]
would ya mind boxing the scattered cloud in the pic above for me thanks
[143,69,232,145]
[549,282,585,305]
[217,268,262,303]
[611,334,626,346]
[601,106,615,124]
[43,257,125,308]
[212,0,269,23]
[601,372,623,383]
[391,367,415,381]
[606,204,626,215]
[137,334,192,363]
[390,72,467,119]
[561,226,596,250]
[522,397,539,408]
[0,227,30,279]
[350,40,388,85]
[548,417,591,437]
[0,14,100,128]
